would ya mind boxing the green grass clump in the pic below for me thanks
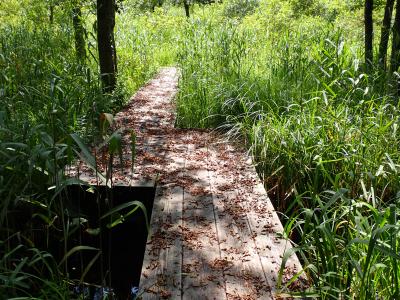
[285,190,400,299]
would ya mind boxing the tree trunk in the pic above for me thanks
[365,0,374,68]
[378,0,395,69]
[72,3,86,63]
[184,0,190,18]
[390,0,400,95]
[391,0,400,73]
[49,4,54,24]
[112,30,118,74]
[97,0,117,93]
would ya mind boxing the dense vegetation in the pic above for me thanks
[176,2,400,298]
[1,0,399,299]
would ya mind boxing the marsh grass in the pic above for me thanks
[1,0,400,298]
[175,6,400,298]
[0,8,155,297]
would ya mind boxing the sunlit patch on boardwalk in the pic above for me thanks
[70,67,306,299]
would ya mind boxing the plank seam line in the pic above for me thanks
[238,162,271,287]
[207,143,228,299]
[245,213,271,289]
[240,160,276,293]
[180,133,189,300]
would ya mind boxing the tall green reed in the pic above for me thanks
[175,10,400,298]
[0,16,149,297]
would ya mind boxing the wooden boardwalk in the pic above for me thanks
[71,68,305,299]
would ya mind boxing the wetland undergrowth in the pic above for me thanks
[1,0,399,298]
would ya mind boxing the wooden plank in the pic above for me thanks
[212,140,305,296]
[181,142,226,300]
[207,142,273,300]
[130,135,167,186]
[139,139,187,299]
[245,171,305,294]
[139,185,169,299]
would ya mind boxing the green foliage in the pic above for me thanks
[1,0,400,298]
[0,245,70,299]
[0,1,162,297]
[175,2,400,298]
[0,119,76,298]
[176,5,399,203]
[223,0,259,19]
[0,24,109,140]
[126,0,164,13]
[284,190,400,299]
[116,4,186,92]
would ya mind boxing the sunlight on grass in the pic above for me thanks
[1,0,399,298]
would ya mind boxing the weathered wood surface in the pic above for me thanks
[69,67,306,299]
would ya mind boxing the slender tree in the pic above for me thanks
[379,0,395,69]
[365,0,374,68]
[184,0,190,18]
[97,0,117,93]
[48,0,57,24]
[49,4,54,24]
[390,0,400,95]
[391,0,400,73]
[72,1,86,63]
